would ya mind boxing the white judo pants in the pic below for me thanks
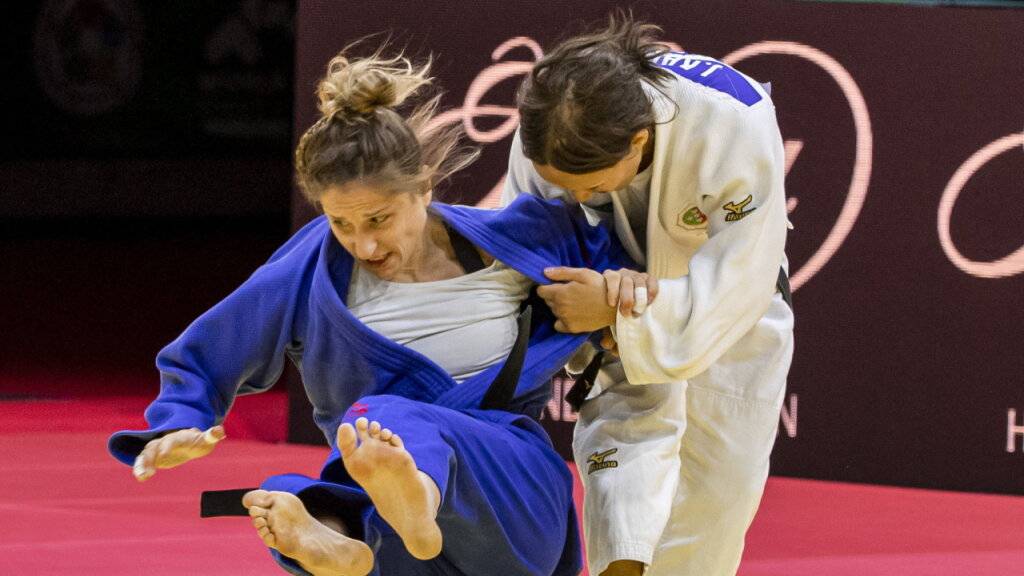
[573,293,794,576]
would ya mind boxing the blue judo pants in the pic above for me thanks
[262,395,581,576]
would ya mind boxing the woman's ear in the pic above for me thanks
[631,128,650,152]
[419,164,434,198]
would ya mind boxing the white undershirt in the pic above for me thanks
[347,260,533,383]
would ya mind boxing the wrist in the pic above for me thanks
[601,304,618,329]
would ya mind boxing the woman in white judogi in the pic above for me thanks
[502,14,794,576]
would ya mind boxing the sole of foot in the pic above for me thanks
[243,489,374,576]
[337,417,443,560]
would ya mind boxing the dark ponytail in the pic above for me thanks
[517,10,674,173]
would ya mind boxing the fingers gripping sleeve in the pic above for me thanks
[616,104,788,384]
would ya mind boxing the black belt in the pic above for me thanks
[480,305,532,411]
[564,350,605,413]
[200,488,257,518]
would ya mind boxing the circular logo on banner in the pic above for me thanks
[723,42,873,292]
[32,0,144,116]
[938,132,1024,279]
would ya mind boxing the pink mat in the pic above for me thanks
[4,398,1023,575]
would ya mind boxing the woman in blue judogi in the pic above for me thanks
[107,47,637,576]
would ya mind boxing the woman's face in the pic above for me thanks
[532,129,649,203]
[320,181,432,281]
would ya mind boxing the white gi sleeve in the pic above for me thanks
[616,103,788,384]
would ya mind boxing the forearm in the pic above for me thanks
[616,198,786,384]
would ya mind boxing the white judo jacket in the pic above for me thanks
[503,51,789,387]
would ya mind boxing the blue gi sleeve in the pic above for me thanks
[107,217,328,465]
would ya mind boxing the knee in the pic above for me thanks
[698,461,770,514]
[351,393,405,407]
[343,394,407,422]
[343,395,443,435]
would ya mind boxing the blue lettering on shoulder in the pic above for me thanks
[652,52,762,106]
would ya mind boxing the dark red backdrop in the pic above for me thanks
[287,0,1024,494]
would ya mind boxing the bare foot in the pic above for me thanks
[338,417,443,560]
[243,489,373,576]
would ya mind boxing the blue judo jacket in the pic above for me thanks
[109,195,630,464]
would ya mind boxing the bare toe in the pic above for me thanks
[248,505,270,519]
[243,489,273,509]
[355,417,370,440]
[337,423,358,458]
[368,420,382,438]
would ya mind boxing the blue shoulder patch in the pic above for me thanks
[652,52,762,106]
